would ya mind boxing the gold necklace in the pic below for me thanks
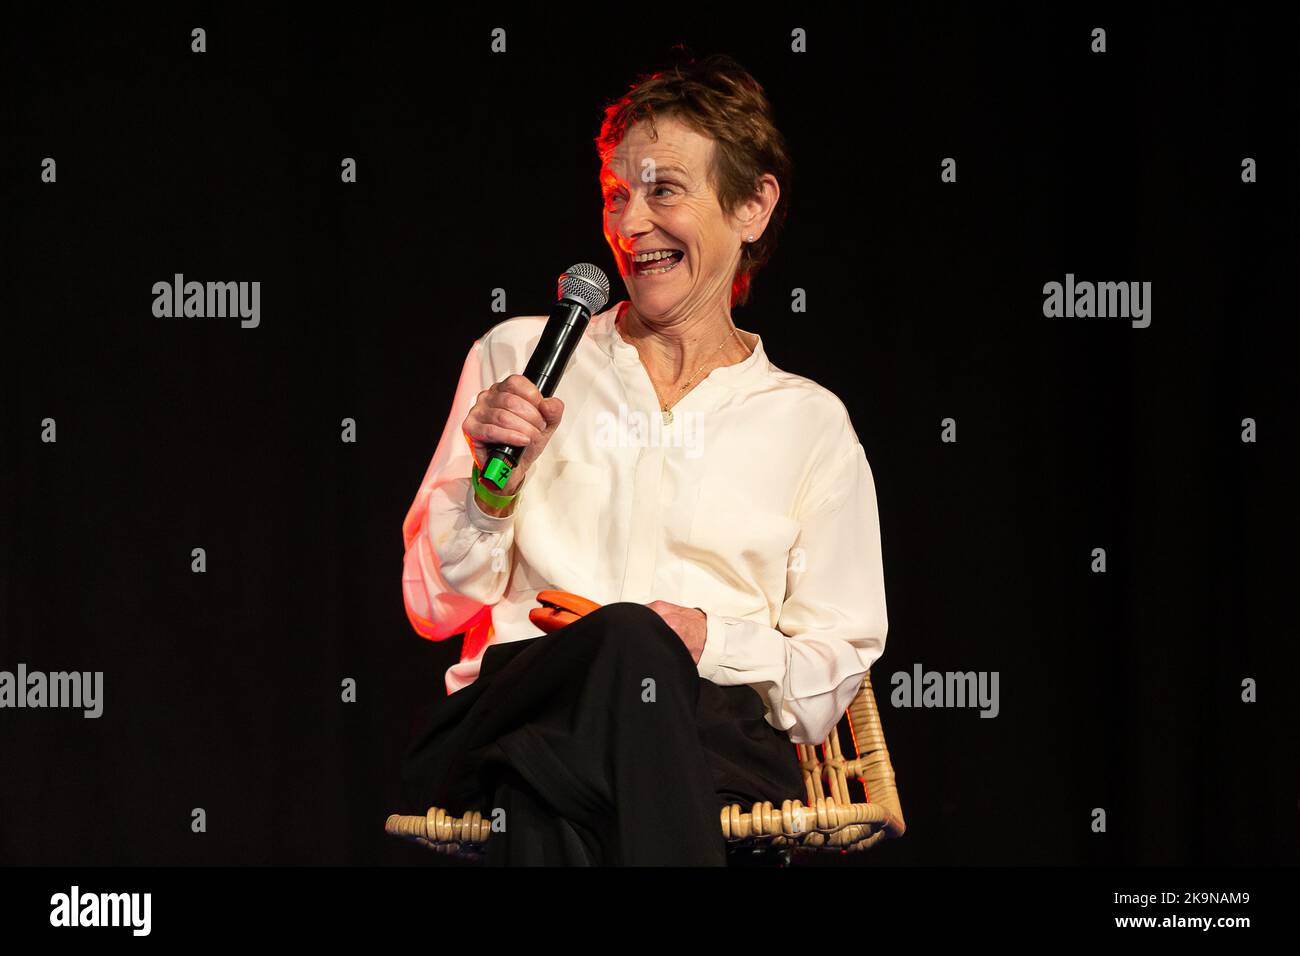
[653,326,741,425]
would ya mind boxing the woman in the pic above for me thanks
[398,53,889,865]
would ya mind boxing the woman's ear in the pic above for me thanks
[736,174,780,239]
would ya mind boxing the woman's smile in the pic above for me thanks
[631,249,686,277]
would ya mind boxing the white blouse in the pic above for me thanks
[401,300,889,745]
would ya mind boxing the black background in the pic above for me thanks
[3,4,1297,867]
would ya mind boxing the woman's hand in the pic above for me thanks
[463,374,565,505]
[645,600,707,664]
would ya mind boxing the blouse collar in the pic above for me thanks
[592,300,767,387]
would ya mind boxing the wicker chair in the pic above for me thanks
[385,668,905,862]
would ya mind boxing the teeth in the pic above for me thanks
[639,258,680,275]
[632,250,681,262]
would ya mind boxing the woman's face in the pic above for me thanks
[601,116,748,321]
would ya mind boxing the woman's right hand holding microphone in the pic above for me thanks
[463,374,565,517]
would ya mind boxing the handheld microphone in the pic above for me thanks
[478,262,611,491]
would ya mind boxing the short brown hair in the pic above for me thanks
[595,50,793,309]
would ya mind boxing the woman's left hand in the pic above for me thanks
[644,600,707,664]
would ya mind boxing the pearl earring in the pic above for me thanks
[745,234,755,242]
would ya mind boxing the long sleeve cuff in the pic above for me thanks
[696,610,881,745]
[463,476,523,532]
[700,611,789,685]
[697,610,733,680]
[418,474,520,606]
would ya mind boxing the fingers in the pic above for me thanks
[496,374,544,406]
[489,389,548,432]
[473,419,534,448]
[538,396,565,424]
[497,377,565,430]
[467,381,547,443]
[463,377,566,474]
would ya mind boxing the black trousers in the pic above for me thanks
[399,602,805,865]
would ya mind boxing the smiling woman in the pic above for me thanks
[596,53,793,312]
[397,50,891,866]
[592,54,796,424]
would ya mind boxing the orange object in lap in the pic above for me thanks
[529,589,603,634]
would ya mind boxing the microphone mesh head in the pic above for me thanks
[558,263,611,314]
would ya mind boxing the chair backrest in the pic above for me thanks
[818,671,906,844]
